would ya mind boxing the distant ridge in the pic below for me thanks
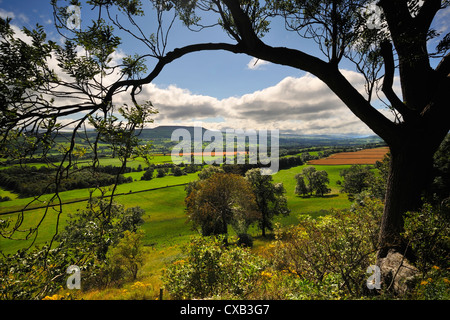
[138,125,385,147]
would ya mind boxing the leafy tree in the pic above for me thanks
[107,229,146,281]
[172,165,184,176]
[185,172,259,237]
[339,164,375,200]
[428,134,450,204]
[295,166,331,197]
[141,166,155,180]
[314,170,331,197]
[156,167,166,178]
[185,165,225,196]
[294,174,309,197]
[57,198,145,260]
[245,168,290,237]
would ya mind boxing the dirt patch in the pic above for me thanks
[308,147,389,165]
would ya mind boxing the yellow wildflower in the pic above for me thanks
[42,294,62,300]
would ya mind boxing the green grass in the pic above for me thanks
[271,164,351,225]
[0,172,199,254]
[0,163,353,255]
[0,161,362,300]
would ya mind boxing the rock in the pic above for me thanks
[378,249,419,295]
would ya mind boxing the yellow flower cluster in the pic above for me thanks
[131,281,151,290]
[173,259,185,266]
[42,293,71,300]
[421,278,434,286]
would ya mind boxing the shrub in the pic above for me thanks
[172,166,184,176]
[107,229,146,281]
[141,166,154,180]
[402,204,450,273]
[156,168,166,178]
[162,236,265,299]
[268,196,383,297]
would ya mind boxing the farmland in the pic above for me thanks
[308,147,389,165]
[0,131,387,252]
[0,128,391,299]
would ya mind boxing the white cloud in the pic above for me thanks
[0,8,14,20]
[141,69,394,135]
[247,57,270,70]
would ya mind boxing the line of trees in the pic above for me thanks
[0,166,132,198]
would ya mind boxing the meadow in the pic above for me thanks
[0,160,352,253]
[0,148,382,299]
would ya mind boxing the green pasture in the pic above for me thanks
[0,163,355,255]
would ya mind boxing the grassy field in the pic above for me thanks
[0,163,351,253]
[0,159,357,299]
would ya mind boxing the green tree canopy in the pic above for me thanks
[245,168,290,237]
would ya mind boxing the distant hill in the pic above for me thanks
[137,126,385,148]
[137,126,207,140]
[54,125,385,149]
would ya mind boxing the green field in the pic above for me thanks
[0,163,352,254]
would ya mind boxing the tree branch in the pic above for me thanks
[102,42,243,108]
[436,51,450,77]
[415,0,442,33]
[380,41,417,123]
[222,0,265,49]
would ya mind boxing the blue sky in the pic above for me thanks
[1,0,449,135]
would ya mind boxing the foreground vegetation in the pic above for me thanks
[1,138,449,300]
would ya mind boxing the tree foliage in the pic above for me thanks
[185,172,259,236]
[295,166,331,197]
[245,168,290,237]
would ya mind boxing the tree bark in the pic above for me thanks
[377,103,449,258]
[377,142,434,258]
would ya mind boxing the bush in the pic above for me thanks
[141,166,154,180]
[237,233,253,248]
[162,236,265,299]
[402,204,450,273]
[156,168,166,178]
[268,196,383,297]
[172,165,184,176]
[107,229,146,281]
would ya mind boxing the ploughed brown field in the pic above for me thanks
[308,147,390,165]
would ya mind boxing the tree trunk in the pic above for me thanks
[377,141,435,259]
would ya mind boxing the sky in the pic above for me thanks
[1,0,449,136]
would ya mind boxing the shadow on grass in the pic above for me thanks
[296,193,339,199]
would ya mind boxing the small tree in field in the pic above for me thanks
[107,229,146,281]
[141,166,155,181]
[295,166,331,197]
[339,165,374,200]
[185,173,259,237]
[245,168,290,237]
[295,174,309,197]
[314,170,331,197]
